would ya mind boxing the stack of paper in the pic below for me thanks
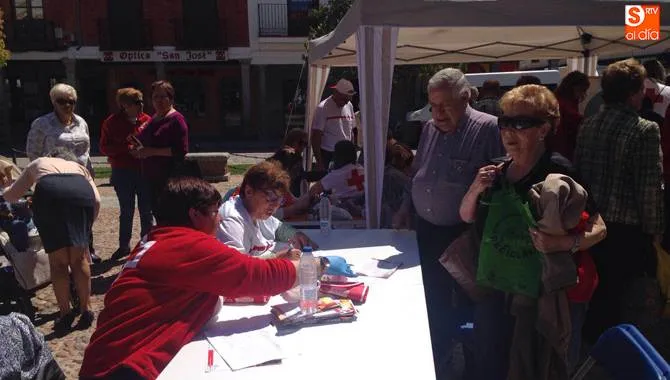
[271,297,357,328]
[205,329,285,371]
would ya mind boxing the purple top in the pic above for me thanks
[137,111,189,182]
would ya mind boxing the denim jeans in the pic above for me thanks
[111,168,153,249]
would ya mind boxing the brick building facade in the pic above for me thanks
[0,0,298,152]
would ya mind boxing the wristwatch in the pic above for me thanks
[570,234,581,254]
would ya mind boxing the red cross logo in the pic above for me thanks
[645,88,665,104]
[347,170,365,191]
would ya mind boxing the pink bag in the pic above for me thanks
[439,228,490,302]
[320,281,370,304]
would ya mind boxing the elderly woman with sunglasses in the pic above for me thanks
[217,161,318,258]
[459,85,606,379]
[26,83,101,263]
[99,88,153,260]
[26,83,91,169]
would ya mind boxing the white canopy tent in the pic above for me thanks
[306,0,670,228]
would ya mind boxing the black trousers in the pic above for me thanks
[320,149,334,169]
[663,182,670,251]
[416,216,469,377]
[583,222,656,343]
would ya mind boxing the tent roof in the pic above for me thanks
[308,0,670,66]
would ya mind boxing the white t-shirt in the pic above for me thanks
[216,196,284,257]
[311,96,355,152]
[320,163,365,199]
[643,78,670,117]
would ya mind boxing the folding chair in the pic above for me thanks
[571,324,670,380]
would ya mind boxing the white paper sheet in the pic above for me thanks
[354,258,402,278]
[205,328,285,371]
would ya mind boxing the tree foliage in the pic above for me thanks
[308,0,354,40]
[307,0,464,89]
[0,8,10,66]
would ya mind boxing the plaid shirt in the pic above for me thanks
[473,96,502,117]
[574,104,664,235]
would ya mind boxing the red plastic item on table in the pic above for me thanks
[223,295,271,305]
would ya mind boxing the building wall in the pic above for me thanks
[0,0,249,48]
[1,0,258,151]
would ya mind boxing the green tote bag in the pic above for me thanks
[476,181,542,297]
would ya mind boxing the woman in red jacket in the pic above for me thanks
[99,88,152,260]
[80,177,305,380]
[551,71,590,161]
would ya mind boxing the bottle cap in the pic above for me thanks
[302,245,313,253]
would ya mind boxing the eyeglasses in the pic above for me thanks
[55,98,76,106]
[263,189,282,204]
[134,100,144,106]
[197,202,222,217]
[498,115,548,130]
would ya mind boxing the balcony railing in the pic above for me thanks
[7,20,61,51]
[258,2,318,37]
[98,18,153,50]
[171,18,226,49]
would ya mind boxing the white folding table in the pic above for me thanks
[158,229,435,380]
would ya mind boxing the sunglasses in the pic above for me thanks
[55,98,76,106]
[498,115,547,130]
[134,100,144,105]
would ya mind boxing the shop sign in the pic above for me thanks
[101,49,227,62]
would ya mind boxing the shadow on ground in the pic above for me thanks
[91,275,116,296]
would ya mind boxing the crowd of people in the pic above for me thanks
[394,59,666,380]
[0,56,668,380]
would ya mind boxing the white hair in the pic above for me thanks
[470,86,479,100]
[49,83,77,103]
[427,68,471,100]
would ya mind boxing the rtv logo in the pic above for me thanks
[625,5,660,41]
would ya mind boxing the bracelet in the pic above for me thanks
[570,234,581,254]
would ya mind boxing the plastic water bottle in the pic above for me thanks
[319,192,331,235]
[299,246,319,315]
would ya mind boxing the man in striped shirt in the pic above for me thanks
[311,78,357,170]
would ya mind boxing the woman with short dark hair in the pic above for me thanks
[218,161,317,257]
[130,80,190,216]
[551,71,590,161]
[80,177,305,380]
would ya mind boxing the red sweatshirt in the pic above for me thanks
[99,112,151,169]
[79,226,297,380]
[550,96,583,162]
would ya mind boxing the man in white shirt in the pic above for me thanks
[311,78,356,170]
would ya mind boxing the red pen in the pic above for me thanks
[207,348,214,373]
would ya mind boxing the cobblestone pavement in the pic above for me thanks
[31,176,242,379]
